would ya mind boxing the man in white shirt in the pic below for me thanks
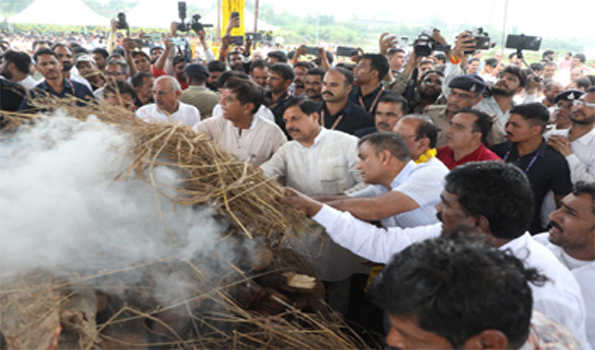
[260,96,366,313]
[282,161,590,349]
[534,181,595,348]
[136,75,201,127]
[318,132,446,228]
[547,87,595,182]
[0,50,37,90]
[194,78,286,166]
[372,235,579,350]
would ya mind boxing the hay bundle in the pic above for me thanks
[3,95,309,247]
[0,257,376,350]
[0,97,383,349]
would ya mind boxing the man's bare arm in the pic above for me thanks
[314,195,348,203]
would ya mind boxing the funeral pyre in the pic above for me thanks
[0,98,374,349]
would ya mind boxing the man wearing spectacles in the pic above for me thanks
[93,59,129,99]
[550,90,583,130]
[547,87,595,183]
[412,70,444,113]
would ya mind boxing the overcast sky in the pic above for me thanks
[101,0,594,49]
[261,0,594,41]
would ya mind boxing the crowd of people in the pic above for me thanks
[1,19,595,349]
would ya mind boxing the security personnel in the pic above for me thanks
[426,74,486,148]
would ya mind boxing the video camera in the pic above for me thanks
[115,12,128,30]
[413,32,451,57]
[460,27,495,54]
[505,34,543,83]
[505,34,542,52]
[176,1,213,32]
[115,12,130,36]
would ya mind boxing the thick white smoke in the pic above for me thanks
[0,113,232,281]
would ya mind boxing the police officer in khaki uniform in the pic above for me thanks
[179,64,219,119]
[426,75,486,148]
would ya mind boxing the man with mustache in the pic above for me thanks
[548,89,583,131]
[303,67,324,103]
[372,236,579,350]
[492,103,572,234]
[265,63,294,135]
[260,97,366,313]
[248,60,268,88]
[355,94,408,137]
[535,181,595,348]
[318,67,373,136]
[282,161,590,349]
[350,54,389,116]
[437,108,501,169]
[427,74,486,148]
[443,34,539,145]
[19,48,94,111]
[51,43,92,91]
[291,61,312,97]
[412,70,443,113]
[547,87,595,182]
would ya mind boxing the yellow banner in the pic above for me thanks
[221,0,245,38]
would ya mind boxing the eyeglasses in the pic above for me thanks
[423,78,442,85]
[573,99,595,108]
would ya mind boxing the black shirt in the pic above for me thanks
[266,90,292,137]
[0,78,26,112]
[492,140,572,234]
[18,78,95,111]
[348,84,386,116]
[318,100,374,136]
[354,126,378,138]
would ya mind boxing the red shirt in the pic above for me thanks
[151,67,188,90]
[437,144,502,169]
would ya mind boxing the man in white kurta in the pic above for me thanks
[547,88,595,183]
[193,78,286,166]
[534,182,595,349]
[261,97,367,313]
[282,161,590,349]
[136,75,201,127]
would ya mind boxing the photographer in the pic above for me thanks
[443,31,539,145]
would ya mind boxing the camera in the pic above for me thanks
[115,12,128,30]
[305,46,320,56]
[505,34,542,51]
[245,32,262,42]
[191,14,212,32]
[413,32,450,57]
[460,28,495,54]
[176,1,212,32]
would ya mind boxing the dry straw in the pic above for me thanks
[3,94,310,247]
[0,96,379,349]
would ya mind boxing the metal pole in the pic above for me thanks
[254,0,259,32]
[500,0,509,55]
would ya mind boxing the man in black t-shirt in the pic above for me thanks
[318,67,373,136]
[349,54,389,116]
[492,103,572,234]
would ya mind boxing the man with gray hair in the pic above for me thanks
[136,75,201,127]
